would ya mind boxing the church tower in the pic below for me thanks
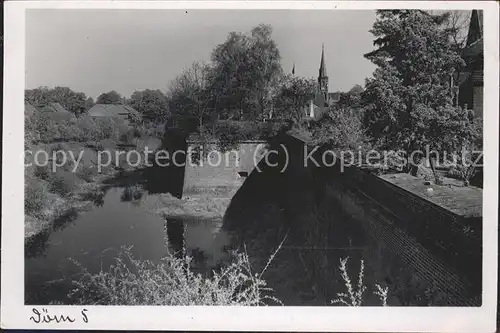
[318,43,329,103]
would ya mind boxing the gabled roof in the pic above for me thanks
[41,102,71,114]
[39,102,76,121]
[462,10,483,61]
[466,10,483,47]
[88,104,141,120]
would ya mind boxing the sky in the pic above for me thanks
[26,9,377,100]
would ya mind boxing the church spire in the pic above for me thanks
[292,62,295,75]
[318,43,329,102]
[319,43,327,80]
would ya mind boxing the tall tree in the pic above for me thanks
[168,62,216,134]
[211,24,283,120]
[362,10,480,179]
[96,90,123,104]
[273,74,316,124]
[85,97,95,112]
[51,86,87,116]
[128,89,169,123]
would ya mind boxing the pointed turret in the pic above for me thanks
[318,43,329,103]
[319,43,327,79]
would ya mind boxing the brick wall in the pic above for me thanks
[331,167,482,304]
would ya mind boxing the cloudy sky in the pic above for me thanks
[26,9,377,99]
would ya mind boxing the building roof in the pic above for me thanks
[466,10,483,47]
[40,102,76,121]
[87,104,141,120]
[462,10,483,64]
[41,102,70,114]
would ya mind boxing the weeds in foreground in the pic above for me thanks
[68,245,282,306]
[332,256,389,306]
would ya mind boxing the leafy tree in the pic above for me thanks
[128,89,169,123]
[335,84,365,116]
[25,86,87,116]
[51,86,87,116]
[25,86,52,107]
[362,10,479,180]
[168,62,216,134]
[311,107,369,150]
[210,24,283,120]
[273,74,316,124]
[85,97,95,112]
[96,90,123,105]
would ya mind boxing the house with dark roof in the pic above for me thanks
[458,10,483,119]
[40,102,76,122]
[87,104,141,126]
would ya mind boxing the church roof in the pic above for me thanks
[466,10,483,47]
[462,10,483,61]
[319,44,327,79]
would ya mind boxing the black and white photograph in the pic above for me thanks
[1,1,498,331]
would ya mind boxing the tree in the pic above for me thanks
[85,97,95,112]
[25,86,52,107]
[128,89,169,123]
[335,84,365,116]
[439,10,472,52]
[311,107,369,151]
[96,90,123,104]
[51,86,87,116]
[362,10,481,182]
[210,24,283,120]
[273,74,316,124]
[25,86,88,116]
[168,62,216,134]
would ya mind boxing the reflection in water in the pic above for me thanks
[25,186,231,304]
[25,187,167,304]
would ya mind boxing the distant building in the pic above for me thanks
[458,10,483,119]
[87,104,141,126]
[301,44,340,121]
[40,102,76,122]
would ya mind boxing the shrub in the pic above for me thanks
[120,127,140,145]
[34,113,61,143]
[25,179,50,216]
[48,169,80,196]
[34,165,51,180]
[69,245,281,306]
[94,117,117,140]
[77,164,98,182]
[331,257,389,306]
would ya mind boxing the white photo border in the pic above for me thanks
[2,1,499,332]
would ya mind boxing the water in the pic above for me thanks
[25,187,228,305]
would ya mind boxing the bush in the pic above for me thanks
[48,169,80,196]
[34,165,51,180]
[94,117,117,140]
[69,246,281,306]
[25,179,50,216]
[33,113,61,143]
[120,127,141,145]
